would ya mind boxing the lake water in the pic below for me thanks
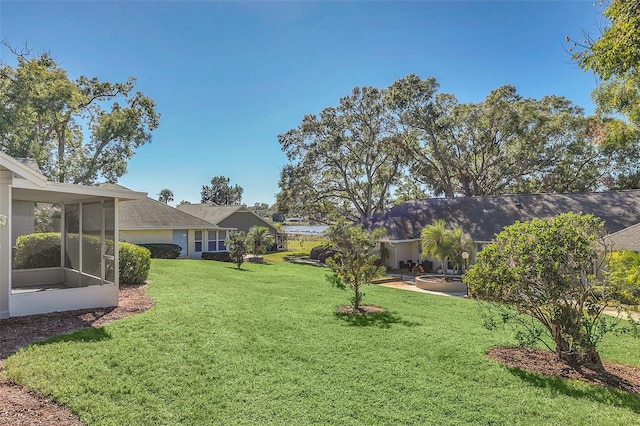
[284,225,328,235]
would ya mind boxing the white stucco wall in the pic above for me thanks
[10,284,118,317]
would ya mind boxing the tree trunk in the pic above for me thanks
[552,323,604,371]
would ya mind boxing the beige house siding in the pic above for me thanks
[120,229,173,245]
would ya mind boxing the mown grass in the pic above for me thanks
[263,239,326,263]
[5,259,640,425]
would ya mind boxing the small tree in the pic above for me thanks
[420,219,450,278]
[246,226,274,256]
[158,189,174,205]
[421,220,472,279]
[225,231,247,269]
[325,217,385,311]
[464,213,620,370]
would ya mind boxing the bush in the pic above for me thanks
[202,252,232,262]
[137,243,182,259]
[310,245,328,260]
[12,233,151,285]
[13,232,62,269]
[119,242,151,284]
[318,249,338,264]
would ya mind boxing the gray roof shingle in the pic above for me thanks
[364,191,640,242]
[608,223,640,252]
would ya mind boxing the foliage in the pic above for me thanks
[277,85,407,222]
[12,233,150,284]
[317,249,338,264]
[157,189,173,205]
[278,74,634,214]
[420,220,472,278]
[224,231,248,269]
[119,242,151,284]
[0,45,159,184]
[6,259,640,424]
[137,243,181,259]
[201,176,243,205]
[464,212,624,370]
[608,250,640,305]
[309,244,328,260]
[569,1,640,189]
[13,232,61,269]
[201,252,233,262]
[245,226,274,256]
[387,75,611,196]
[325,217,385,309]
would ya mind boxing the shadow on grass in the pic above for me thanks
[333,310,419,329]
[33,327,112,346]
[507,367,640,413]
[226,266,253,272]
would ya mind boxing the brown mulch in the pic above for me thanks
[0,284,154,426]
[334,305,386,315]
[488,346,640,395]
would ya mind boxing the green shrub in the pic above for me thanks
[318,249,338,264]
[119,242,151,284]
[12,232,151,285]
[202,252,232,262]
[310,245,328,260]
[13,232,62,269]
[137,243,182,259]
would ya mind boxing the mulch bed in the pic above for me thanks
[0,283,154,426]
[334,305,386,315]
[488,346,640,395]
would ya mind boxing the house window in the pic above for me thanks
[195,231,203,252]
[217,230,227,251]
[206,230,228,252]
[207,231,217,252]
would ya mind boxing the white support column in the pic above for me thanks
[0,170,12,318]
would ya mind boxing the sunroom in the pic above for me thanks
[0,153,145,318]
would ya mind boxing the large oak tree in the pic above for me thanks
[0,47,159,184]
[277,86,407,223]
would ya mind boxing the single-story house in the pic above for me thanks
[117,194,235,258]
[607,222,640,252]
[176,204,286,250]
[363,190,640,271]
[0,153,146,318]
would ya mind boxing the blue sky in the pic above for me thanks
[1,1,606,206]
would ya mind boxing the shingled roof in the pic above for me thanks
[119,197,226,230]
[176,204,247,225]
[363,190,640,242]
[608,223,640,252]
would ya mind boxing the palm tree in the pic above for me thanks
[420,219,450,278]
[246,226,275,256]
[158,189,174,205]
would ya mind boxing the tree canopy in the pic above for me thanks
[0,46,159,184]
[158,189,174,205]
[277,85,407,223]
[571,0,640,189]
[278,74,637,220]
[201,176,243,205]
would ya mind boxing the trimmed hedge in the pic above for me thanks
[13,232,61,269]
[137,243,182,259]
[202,252,232,262]
[120,242,151,284]
[318,249,338,264]
[12,233,151,284]
[310,245,328,260]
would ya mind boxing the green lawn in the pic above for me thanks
[5,259,640,425]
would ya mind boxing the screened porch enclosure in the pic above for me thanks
[11,198,117,293]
